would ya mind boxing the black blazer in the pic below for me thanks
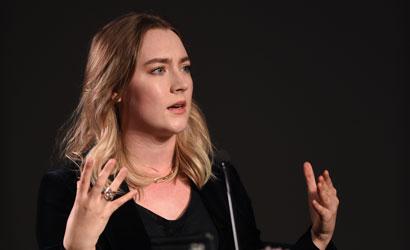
[36,161,336,250]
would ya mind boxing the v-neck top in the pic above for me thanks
[37,161,337,250]
[135,184,219,249]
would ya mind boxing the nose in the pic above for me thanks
[170,70,189,94]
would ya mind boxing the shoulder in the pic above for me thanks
[203,159,263,248]
[208,159,244,187]
[36,162,81,249]
[201,159,247,199]
[38,161,80,198]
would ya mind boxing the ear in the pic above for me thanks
[111,92,122,103]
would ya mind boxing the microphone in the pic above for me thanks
[214,150,240,250]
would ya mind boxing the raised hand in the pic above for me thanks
[303,162,339,250]
[63,158,138,250]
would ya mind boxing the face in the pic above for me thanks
[120,28,193,138]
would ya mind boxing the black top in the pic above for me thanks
[136,184,219,249]
[36,160,337,250]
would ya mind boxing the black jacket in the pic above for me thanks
[36,161,336,250]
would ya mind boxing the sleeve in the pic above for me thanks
[36,169,76,250]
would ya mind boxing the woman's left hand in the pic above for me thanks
[303,162,339,250]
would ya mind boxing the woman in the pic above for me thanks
[36,12,339,250]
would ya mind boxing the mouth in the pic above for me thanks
[167,100,187,114]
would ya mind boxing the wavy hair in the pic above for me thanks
[58,12,213,192]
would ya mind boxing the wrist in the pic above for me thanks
[63,233,97,250]
[63,240,96,250]
[65,247,95,250]
[310,229,331,250]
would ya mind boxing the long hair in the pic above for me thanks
[58,12,213,192]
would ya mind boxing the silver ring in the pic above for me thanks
[102,186,116,201]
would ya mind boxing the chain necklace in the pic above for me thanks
[153,168,175,183]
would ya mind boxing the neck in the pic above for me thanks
[122,130,176,176]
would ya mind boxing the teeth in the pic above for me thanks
[170,104,183,108]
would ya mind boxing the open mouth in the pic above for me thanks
[167,101,186,114]
[168,103,185,109]
[167,101,186,113]
[168,101,186,109]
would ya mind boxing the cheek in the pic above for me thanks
[129,83,166,114]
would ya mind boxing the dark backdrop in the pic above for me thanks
[1,1,408,249]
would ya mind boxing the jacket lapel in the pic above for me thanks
[198,172,235,250]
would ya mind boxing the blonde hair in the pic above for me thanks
[59,12,213,192]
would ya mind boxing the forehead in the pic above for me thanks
[138,28,188,61]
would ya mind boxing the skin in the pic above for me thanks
[63,28,339,250]
[304,162,339,250]
[119,28,193,179]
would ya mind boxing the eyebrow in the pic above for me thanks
[143,56,190,66]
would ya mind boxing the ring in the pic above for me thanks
[102,186,116,201]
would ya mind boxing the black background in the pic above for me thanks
[1,1,408,249]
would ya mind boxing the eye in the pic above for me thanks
[182,64,191,73]
[151,66,166,75]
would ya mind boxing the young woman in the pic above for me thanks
[36,12,339,250]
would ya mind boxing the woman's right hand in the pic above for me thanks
[63,158,138,250]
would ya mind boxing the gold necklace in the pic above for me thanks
[153,168,175,183]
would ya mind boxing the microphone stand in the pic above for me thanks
[221,161,240,250]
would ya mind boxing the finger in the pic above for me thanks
[321,171,337,197]
[108,167,128,192]
[319,174,333,192]
[303,162,317,194]
[319,177,340,211]
[317,181,331,207]
[318,175,329,192]
[78,157,94,195]
[323,170,335,188]
[110,189,139,211]
[312,199,330,220]
[92,159,116,194]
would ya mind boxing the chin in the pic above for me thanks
[169,123,189,135]
[167,115,190,133]
[155,121,188,138]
